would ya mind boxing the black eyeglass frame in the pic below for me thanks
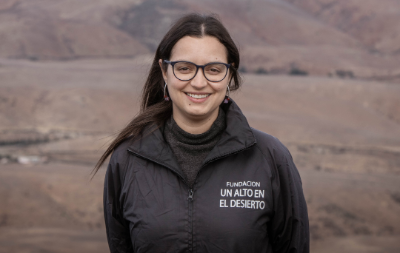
[163,60,231,82]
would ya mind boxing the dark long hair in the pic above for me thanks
[92,13,242,175]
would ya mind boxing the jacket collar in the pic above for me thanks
[127,99,256,179]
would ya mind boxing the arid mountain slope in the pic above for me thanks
[0,0,148,59]
[1,0,400,80]
[283,0,400,54]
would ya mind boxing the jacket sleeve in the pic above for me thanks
[269,145,310,253]
[103,150,133,253]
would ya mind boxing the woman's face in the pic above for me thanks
[160,35,230,124]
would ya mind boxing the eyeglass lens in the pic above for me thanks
[173,62,227,82]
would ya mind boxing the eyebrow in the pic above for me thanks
[169,59,229,64]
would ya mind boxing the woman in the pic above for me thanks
[94,13,309,253]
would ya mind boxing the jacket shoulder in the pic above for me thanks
[106,136,137,184]
[110,137,135,164]
[251,128,293,163]
[252,128,293,168]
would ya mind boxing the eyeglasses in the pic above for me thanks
[164,60,231,82]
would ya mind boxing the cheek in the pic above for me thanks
[210,82,228,94]
[165,69,173,84]
[167,81,186,99]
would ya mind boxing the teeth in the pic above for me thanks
[186,93,210,99]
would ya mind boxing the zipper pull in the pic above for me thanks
[188,189,194,201]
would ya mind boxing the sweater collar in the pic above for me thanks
[127,99,256,179]
[164,107,226,146]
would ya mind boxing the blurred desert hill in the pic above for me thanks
[0,58,400,252]
[1,0,400,81]
[284,0,400,54]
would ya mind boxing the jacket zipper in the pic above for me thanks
[128,144,255,253]
[185,145,255,252]
[188,189,194,252]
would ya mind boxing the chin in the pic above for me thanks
[187,107,218,118]
[187,110,209,117]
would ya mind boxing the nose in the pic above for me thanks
[190,67,208,89]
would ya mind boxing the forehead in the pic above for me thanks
[170,36,228,63]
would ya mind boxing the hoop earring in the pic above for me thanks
[164,82,170,101]
[223,85,230,104]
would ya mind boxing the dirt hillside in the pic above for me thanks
[1,0,400,80]
[0,59,399,252]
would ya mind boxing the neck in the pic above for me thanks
[172,110,219,135]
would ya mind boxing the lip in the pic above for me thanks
[185,92,211,103]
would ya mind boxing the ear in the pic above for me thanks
[159,59,167,82]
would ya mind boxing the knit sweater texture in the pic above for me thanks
[163,108,226,187]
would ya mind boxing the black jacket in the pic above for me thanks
[104,101,309,253]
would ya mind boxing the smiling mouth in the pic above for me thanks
[185,93,210,99]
